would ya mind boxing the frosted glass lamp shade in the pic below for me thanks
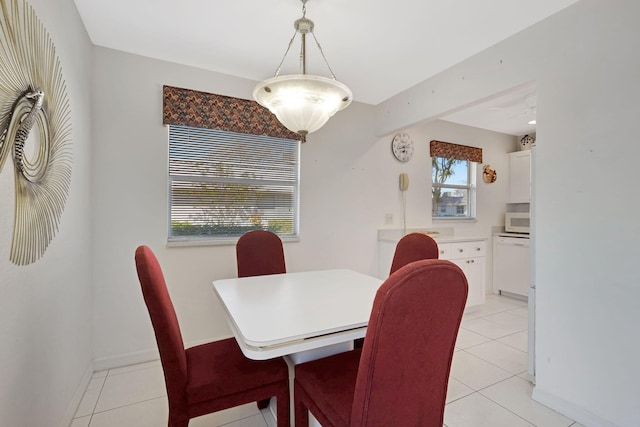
[253,74,352,140]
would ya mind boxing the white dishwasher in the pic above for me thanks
[492,233,530,298]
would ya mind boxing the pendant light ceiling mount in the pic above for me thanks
[253,0,352,143]
[294,16,313,35]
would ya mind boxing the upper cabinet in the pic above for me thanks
[508,151,531,203]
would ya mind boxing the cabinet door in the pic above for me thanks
[464,257,486,307]
[450,257,486,309]
[445,241,486,310]
[492,236,530,297]
[450,257,485,308]
[508,151,531,203]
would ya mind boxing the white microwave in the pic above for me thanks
[505,212,530,233]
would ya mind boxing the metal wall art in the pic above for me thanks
[0,0,72,265]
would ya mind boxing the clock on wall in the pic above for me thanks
[391,132,414,162]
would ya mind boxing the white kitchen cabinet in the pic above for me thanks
[378,230,486,310]
[441,241,486,309]
[493,235,530,298]
[508,151,531,203]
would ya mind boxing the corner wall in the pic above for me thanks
[376,1,640,425]
[0,0,94,426]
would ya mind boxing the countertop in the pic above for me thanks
[378,228,488,244]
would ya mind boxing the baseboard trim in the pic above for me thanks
[58,339,225,425]
[58,361,94,427]
[93,348,160,371]
[532,387,616,427]
[92,338,215,371]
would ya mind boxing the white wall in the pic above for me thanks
[397,120,516,234]
[376,1,640,425]
[89,47,379,364]
[90,47,514,368]
[11,1,632,424]
[0,0,93,426]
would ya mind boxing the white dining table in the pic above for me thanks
[212,269,383,364]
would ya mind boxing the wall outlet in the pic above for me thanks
[384,214,393,224]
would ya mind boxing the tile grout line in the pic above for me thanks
[90,394,168,417]
[105,362,161,378]
[448,297,577,427]
[218,412,268,427]
[474,375,571,427]
[77,294,533,427]
[447,373,540,426]
[86,373,107,426]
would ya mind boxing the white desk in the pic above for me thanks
[212,269,382,363]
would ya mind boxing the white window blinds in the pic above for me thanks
[168,125,300,242]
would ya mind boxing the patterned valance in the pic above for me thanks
[430,140,482,163]
[162,85,299,140]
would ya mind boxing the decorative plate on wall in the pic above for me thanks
[0,0,72,265]
[483,164,497,183]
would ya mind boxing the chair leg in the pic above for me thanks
[168,417,189,427]
[294,396,309,427]
[276,391,291,427]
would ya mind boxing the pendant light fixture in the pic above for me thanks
[253,0,352,142]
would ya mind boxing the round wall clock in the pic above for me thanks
[391,132,414,162]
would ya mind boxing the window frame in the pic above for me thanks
[162,85,302,246]
[431,156,478,221]
[429,140,482,222]
[167,125,301,246]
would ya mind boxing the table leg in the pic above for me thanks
[265,341,355,426]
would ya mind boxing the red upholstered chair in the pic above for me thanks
[353,232,439,350]
[134,245,290,427]
[294,259,468,427]
[236,229,287,410]
[236,230,286,278]
[389,232,439,275]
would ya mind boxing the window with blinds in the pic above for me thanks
[168,125,300,242]
[430,140,481,220]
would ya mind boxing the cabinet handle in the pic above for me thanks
[440,250,444,254]
[476,247,481,251]
[458,249,464,253]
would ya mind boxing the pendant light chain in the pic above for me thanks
[311,32,337,80]
[271,0,338,80]
[274,30,298,78]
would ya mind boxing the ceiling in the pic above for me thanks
[73,0,577,134]
[439,83,537,136]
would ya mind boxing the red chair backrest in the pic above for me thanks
[236,230,286,277]
[135,245,188,409]
[351,259,468,426]
[389,232,439,275]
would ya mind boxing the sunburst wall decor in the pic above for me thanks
[0,0,72,265]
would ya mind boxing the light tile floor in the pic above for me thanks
[71,294,585,427]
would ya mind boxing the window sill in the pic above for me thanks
[167,235,300,247]
[432,217,478,223]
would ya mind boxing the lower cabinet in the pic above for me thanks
[439,240,486,309]
[378,235,487,310]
